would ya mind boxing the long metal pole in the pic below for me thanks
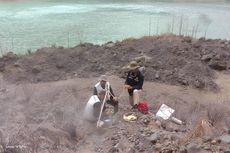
[97,84,110,127]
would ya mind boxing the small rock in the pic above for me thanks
[161,149,173,153]
[143,119,150,125]
[127,147,136,153]
[194,79,205,89]
[155,72,160,79]
[105,41,114,48]
[219,134,230,144]
[211,139,217,145]
[56,63,64,69]
[139,127,145,133]
[165,122,181,132]
[146,133,160,144]
[154,143,162,151]
[0,62,5,72]
[193,43,201,48]
[127,47,135,52]
[179,147,187,153]
[201,54,213,62]
[14,62,21,67]
[199,37,206,41]
[32,65,41,74]
[220,40,226,44]
[114,143,119,148]
[220,44,226,48]
[155,120,162,127]
[208,59,227,70]
[187,143,209,153]
[108,147,119,153]
[178,79,188,86]
[53,76,59,81]
[73,72,78,77]
[4,52,18,60]
[202,136,212,143]
[58,46,64,49]
[183,37,192,43]
[171,132,184,140]
[203,146,210,150]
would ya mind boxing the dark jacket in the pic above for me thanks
[125,71,144,90]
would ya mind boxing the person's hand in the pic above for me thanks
[124,85,132,89]
[113,96,118,101]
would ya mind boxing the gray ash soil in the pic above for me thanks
[0,34,230,152]
[0,75,229,153]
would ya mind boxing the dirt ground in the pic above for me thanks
[0,73,229,153]
[0,35,229,153]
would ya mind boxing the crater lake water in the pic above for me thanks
[0,0,230,53]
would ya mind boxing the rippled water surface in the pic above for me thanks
[0,0,230,53]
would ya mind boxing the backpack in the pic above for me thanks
[137,101,148,114]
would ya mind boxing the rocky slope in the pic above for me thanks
[0,34,229,90]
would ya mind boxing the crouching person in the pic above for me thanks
[93,75,118,114]
[83,75,119,122]
[124,61,144,109]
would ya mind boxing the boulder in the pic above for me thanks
[208,59,227,70]
[105,41,115,48]
[32,65,42,74]
[201,54,213,62]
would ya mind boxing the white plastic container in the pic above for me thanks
[83,95,101,121]
[156,104,175,120]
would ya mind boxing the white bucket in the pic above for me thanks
[83,95,101,121]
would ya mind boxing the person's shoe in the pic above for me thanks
[132,104,138,109]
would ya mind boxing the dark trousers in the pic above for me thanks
[93,100,118,117]
[106,99,118,114]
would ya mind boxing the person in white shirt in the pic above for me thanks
[93,75,118,114]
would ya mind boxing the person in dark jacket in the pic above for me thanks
[124,61,144,108]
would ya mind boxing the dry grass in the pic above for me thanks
[207,102,228,126]
[122,37,137,44]
[175,101,229,145]
[154,99,229,139]
[169,100,229,129]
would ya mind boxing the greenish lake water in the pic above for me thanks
[0,0,230,54]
